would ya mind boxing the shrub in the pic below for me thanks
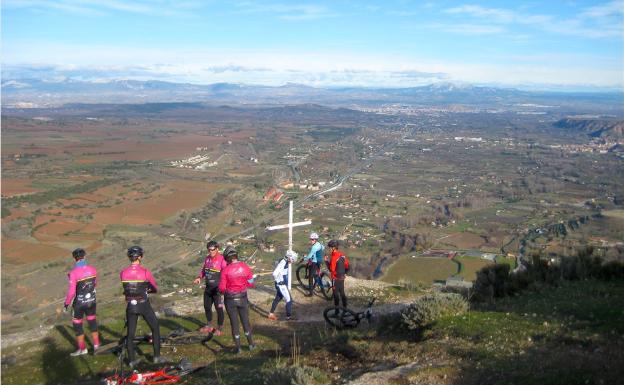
[263,365,330,385]
[473,264,512,303]
[598,260,624,280]
[401,292,468,330]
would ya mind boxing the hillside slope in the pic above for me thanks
[1,279,623,385]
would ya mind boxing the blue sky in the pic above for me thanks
[2,0,623,89]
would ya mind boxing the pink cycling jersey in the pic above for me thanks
[218,261,253,295]
[65,263,97,306]
[198,253,227,278]
[120,263,158,301]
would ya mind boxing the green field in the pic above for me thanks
[455,256,492,281]
[382,256,457,284]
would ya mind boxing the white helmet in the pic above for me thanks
[285,250,298,262]
[309,232,319,240]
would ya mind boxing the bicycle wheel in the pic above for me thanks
[295,264,310,289]
[163,332,211,346]
[318,274,333,300]
[323,307,360,329]
[94,339,124,355]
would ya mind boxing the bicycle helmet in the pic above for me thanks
[207,240,219,250]
[127,246,144,260]
[72,248,86,260]
[285,250,298,263]
[327,239,339,248]
[309,232,319,240]
[223,246,238,262]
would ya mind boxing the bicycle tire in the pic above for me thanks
[319,274,333,300]
[323,307,360,329]
[162,333,210,346]
[295,264,310,289]
[94,339,124,355]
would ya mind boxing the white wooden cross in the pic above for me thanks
[266,200,311,290]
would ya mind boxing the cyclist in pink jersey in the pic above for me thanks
[193,240,227,335]
[64,248,100,356]
[119,246,165,366]
[218,246,255,354]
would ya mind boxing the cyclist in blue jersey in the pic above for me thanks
[303,232,325,296]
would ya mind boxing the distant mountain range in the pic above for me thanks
[554,118,624,139]
[2,78,623,113]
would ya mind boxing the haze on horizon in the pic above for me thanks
[1,0,623,91]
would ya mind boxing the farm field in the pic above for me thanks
[382,256,458,285]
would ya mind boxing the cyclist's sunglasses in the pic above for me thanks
[208,247,218,251]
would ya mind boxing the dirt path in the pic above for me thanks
[165,276,416,325]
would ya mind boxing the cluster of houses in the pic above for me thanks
[169,154,217,169]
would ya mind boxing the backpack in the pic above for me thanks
[342,254,350,273]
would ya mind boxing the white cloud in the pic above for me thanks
[445,5,515,23]
[3,40,621,89]
[426,22,505,35]
[233,2,339,20]
[2,0,204,17]
[442,2,624,39]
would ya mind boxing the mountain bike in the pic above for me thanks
[104,358,202,385]
[323,297,376,329]
[295,260,333,300]
[95,328,212,356]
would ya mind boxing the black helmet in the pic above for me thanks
[72,248,86,259]
[207,240,219,250]
[327,239,339,248]
[223,246,238,262]
[127,246,144,260]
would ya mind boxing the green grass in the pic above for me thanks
[454,256,491,281]
[428,279,624,384]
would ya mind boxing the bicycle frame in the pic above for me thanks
[323,297,376,329]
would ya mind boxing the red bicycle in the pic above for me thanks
[104,358,198,385]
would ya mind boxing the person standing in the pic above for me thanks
[268,250,297,321]
[64,248,100,356]
[193,240,227,335]
[328,240,349,312]
[303,232,325,296]
[120,246,165,366]
[218,246,255,354]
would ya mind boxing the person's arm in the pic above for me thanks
[145,269,158,293]
[246,264,255,287]
[64,272,76,306]
[303,246,315,262]
[336,256,346,278]
[218,267,228,293]
[273,260,285,283]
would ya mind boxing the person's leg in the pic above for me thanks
[270,282,284,314]
[336,279,347,309]
[85,304,100,348]
[238,298,254,348]
[203,289,213,327]
[141,302,161,359]
[277,283,292,318]
[126,307,139,363]
[307,263,314,294]
[70,305,87,355]
[332,281,340,314]
[224,297,241,351]
[213,289,225,331]
[314,262,322,287]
